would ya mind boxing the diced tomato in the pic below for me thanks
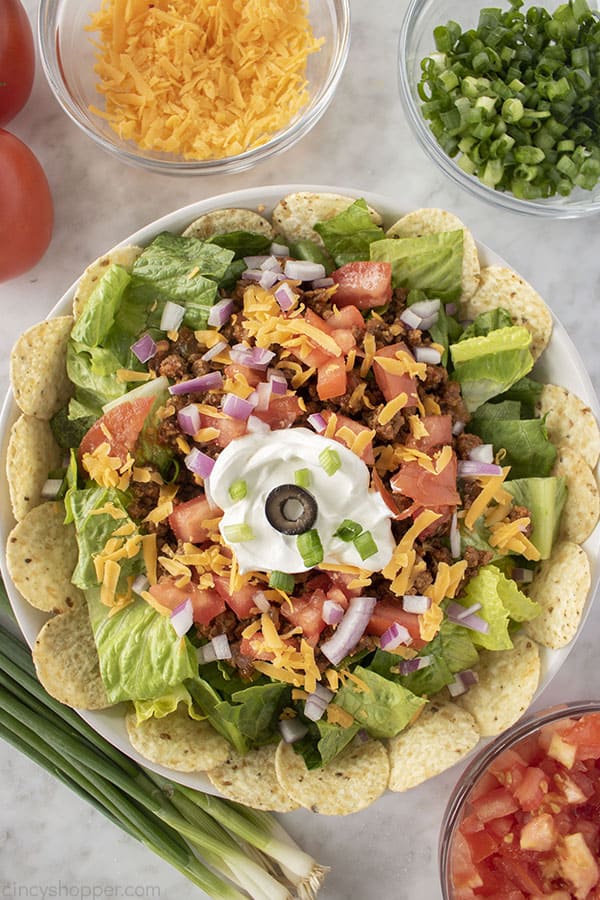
[254,394,303,429]
[519,813,558,852]
[450,831,483,891]
[330,328,356,354]
[486,815,516,840]
[470,770,501,802]
[78,395,154,465]
[326,570,367,599]
[331,261,392,310]
[321,410,375,464]
[327,304,366,332]
[465,829,500,863]
[512,767,549,812]
[372,341,419,405]
[471,787,520,823]
[149,577,225,626]
[317,356,347,400]
[372,469,402,518]
[365,600,424,647]
[169,494,220,544]
[406,414,453,453]
[325,586,350,610]
[562,713,600,760]
[223,363,262,387]
[494,856,545,895]
[489,749,529,793]
[280,589,328,646]
[390,453,460,507]
[200,411,247,448]
[212,574,263,620]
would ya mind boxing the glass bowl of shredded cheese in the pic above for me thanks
[38,0,350,174]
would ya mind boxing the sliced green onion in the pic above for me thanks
[294,468,311,488]
[334,519,363,542]
[318,447,341,477]
[228,479,247,501]
[222,524,254,542]
[269,571,295,593]
[297,529,324,568]
[353,530,378,561]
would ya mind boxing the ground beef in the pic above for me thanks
[303,288,336,317]
[462,480,483,511]
[190,357,213,378]
[219,311,247,345]
[158,353,186,380]
[507,505,533,537]
[423,363,447,392]
[365,316,395,347]
[197,610,239,641]
[364,405,405,441]
[127,482,160,522]
[456,432,484,459]
[456,545,495,594]
[173,327,202,358]
[438,380,470,423]
[412,568,434,595]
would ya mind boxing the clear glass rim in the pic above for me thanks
[37,0,351,176]
[439,699,600,898]
[398,0,600,219]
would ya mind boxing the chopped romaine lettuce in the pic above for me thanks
[505,476,567,558]
[459,307,513,340]
[70,264,131,347]
[333,666,426,739]
[314,199,385,267]
[454,565,540,651]
[66,341,127,418]
[133,684,204,724]
[369,229,464,302]
[450,325,534,412]
[469,416,557,478]
[206,230,271,259]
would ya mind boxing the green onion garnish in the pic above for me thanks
[417,0,600,199]
[319,447,341,476]
[228,479,247,501]
[222,523,254,542]
[334,519,363,542]
[297,529,324,568]
[294,468,311,488]
[269,571,295,593]
[353,530,378,561]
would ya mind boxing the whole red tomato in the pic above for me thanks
[0,129,53,282]
[0,0,35,126]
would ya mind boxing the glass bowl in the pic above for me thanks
[38,0,350,175]
[398,0,600,218]
[439,700,600,898]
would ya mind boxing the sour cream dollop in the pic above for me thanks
[208,428,395,575]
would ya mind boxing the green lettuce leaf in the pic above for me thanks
[369,230,464,302]
[291,719,361,771]
[450,326,534,412]
[70,264,131,348]
[50,406,96,451]
[498,376,544,418]
[206,231,271,259]
[288,239,334,273]
[459,307,513,340]
[334,666,426,739]
[66,341,126,418]
[454,565,540,650]
[133,684,205,724]
[471,400,522,422]
[469,416,557,478]
[504,476,568,559]
[314,199,385,267]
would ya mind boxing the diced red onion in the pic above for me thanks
[457,460,503,478]
[400,307,422,329]
[454,602,482,619]
[130,332,157,364]
[246,414,271,434]
[312,683,334,704]
[307,413,326,433]
[322,599,345,625]
[402,594,431,614]
[177,403,201,436]
[278,718,308,743]
[411,298,441,319]
[461,669,479,687]
[380,622,412,651]
[222,392,257,420]
[512,567,534,583]
[169,371,223,395]
[321,596,377,666]
[357,728,370,743]
[469,444,494,465]
[41,478,63,499]
[255,381,272,411]
[184,447,216,478]
[259,269,280,290]
[447,673,468,697]
[170,598,193,638]
[415,346,442,365]
[229,343,275,370]
[311,277,335,289]
[244,255,271,269]
[208,298,234,328]
[270,241,289,257]
[284,260,326,282]
[267,369,288,393]
[132,574,150,596]
[452,419,466,436]
[253,591,271,613]
[304,695,329,722]
[446,303,458,316]
[211,634,232,660]
[241,268,263,283]
[450,510,461,559]
[419,313,439,331]
[446,602,490,634]
[160,301,185,332]
[201,340,228,362]
[197,643,217,664]
[260,256,282,273]
[398,655,432,675]
[274,281,296,311]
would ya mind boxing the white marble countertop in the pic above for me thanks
[1,1,600,898]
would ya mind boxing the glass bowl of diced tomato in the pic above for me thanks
[440,701,600,899]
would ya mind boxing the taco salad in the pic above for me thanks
[5,191,600,816]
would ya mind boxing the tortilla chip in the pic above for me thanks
[73,246,143,319]
[387,702,479,792]
[207,743,299,811]
[461,265,553,360]
[125,705,229,773]
[182,208,274,240]
[553,446,599,543]
[275,737,389,815]
[10,317,74,420]
[537,384,600,470]
[6,502,84,614]
[525,541,591,649]
[455,633,540,736]
[6,415,63,522]
[272,191,383,246]
[32,606,111,710]
[386,208,480,301]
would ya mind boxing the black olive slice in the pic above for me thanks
[265,484,318,535]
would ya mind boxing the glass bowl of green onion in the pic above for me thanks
[399,0,600,218]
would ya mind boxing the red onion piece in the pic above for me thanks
[312,683,334,704]
[170,598,193,638]
[132,574,150,596]
[419,313,439,331]
[160,301,185,332]
[447,673,468,697]
[304,695,329,722]
[267,369,288,394]
[307,412,326,433]
[41,478,63,499]
[208,298,234,328]
[243,255,271,269]
[320,596,377,666]
[311,277,335,289]
[380,622,412,651]
[278,718,308,743]
[284,260,326,282]
[222,392,256,420]
[229,343,275,370]
[201,340,228,362]
[130,332,157,364]
[457,460,504,478]
[469,444,494,465]
[184,447,216,478]
[400,308,422,329]
[274,282,296,311]
[246,414,271,434]
[255,381,272,411]
[415,346,442,365]
[211,634,232,660]
[461,669,479,687]
[401,594,431,614]
[452,419,466,436]
[270,241,289,257]
[259,269,279,290]
[198,643,217,665]
[241,268,263,283]
[169,371,223,395]
[398,655,432,675]
[450,510,461,559]
[446,602,490,634]
[177,403,201,436]
[322,599,344,625]
[411,298,441,319]
[253,591,271,613]
[512,567,534,583]
[454,602,482,619]
[260,256,282,273]
[446,303,458,316]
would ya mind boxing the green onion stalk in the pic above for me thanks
[0,584,328,899]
